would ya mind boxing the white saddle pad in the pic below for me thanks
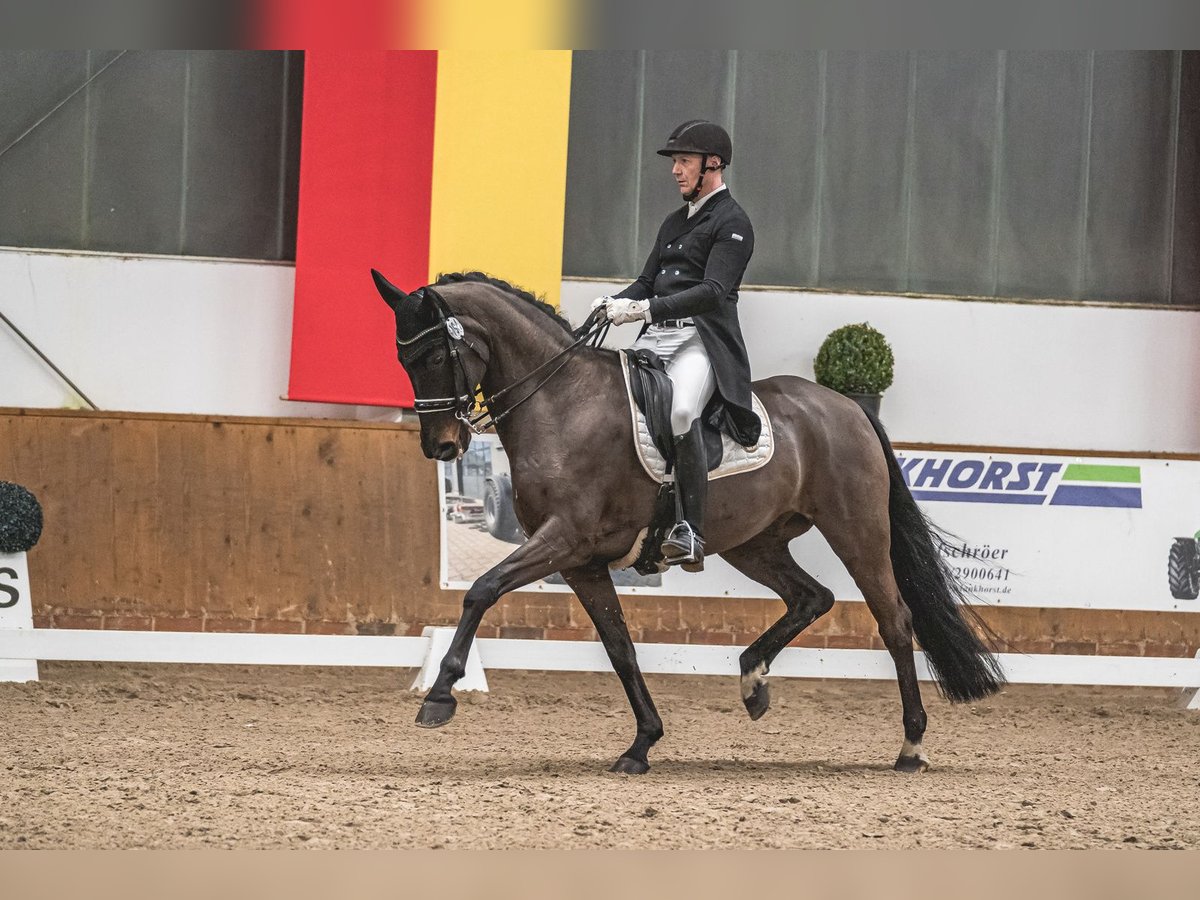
[620,350,774,484]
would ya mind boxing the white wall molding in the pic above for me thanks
[2,629,1198,708]
[4,248,1197,451]
[562,280,1200,454]
[0,248,352,419]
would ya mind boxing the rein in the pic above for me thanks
[399,286,611,435]
[463,310,611,434]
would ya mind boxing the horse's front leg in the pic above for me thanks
[415,521,589,728]
[560,562,663,774]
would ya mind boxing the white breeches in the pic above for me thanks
[631,325,716,435]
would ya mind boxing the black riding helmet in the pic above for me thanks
[657,119,732,166]
[657,119,732,201]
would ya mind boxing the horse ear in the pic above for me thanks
[416,289,437,317]
[370,268,407,311]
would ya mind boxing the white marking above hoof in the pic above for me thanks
[898,738,930,770]
[740,661,768,700]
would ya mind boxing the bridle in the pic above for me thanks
[396,285,610,435]
[395,286,480,418]
[397,286,610,434]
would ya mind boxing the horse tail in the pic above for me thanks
[864,412,1006,703]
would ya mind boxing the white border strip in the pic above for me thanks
[1,630,1199,693]
[0,630,429,668]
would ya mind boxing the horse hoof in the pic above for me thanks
[743,681,770,721]
[609,756,651,775]
[415,698,457,728]
[894,753,930,773]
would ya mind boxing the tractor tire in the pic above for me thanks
[1167,538,1200,600]
[484,476,524,544]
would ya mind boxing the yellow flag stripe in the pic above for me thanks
[413,0,574,49]
[428,51,573,308]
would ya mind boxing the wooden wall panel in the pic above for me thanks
[1,408,1197,658]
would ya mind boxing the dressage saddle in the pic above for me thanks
[621,350,724,575]
[624,349,724,473]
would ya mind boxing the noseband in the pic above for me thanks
[396,286,610,435]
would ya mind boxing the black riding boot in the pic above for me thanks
[661,420,707,571]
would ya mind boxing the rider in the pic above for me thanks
[596,119,761,571]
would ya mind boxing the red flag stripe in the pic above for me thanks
[287,51,437,406]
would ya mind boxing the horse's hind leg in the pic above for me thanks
[720,523,835,721]
[560,562,663,775]
[823,523,930,772]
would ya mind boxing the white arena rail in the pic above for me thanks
[2,626,1198,709]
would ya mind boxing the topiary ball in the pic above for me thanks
[813,322,895,395]
[0,481,43,553]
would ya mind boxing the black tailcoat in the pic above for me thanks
[615,189,761,446]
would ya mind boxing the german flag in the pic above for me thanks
[269,2,575,406]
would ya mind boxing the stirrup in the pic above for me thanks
[661,522,704,571]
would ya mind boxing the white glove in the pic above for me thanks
[606,297,651,326]
[590,296,614,312]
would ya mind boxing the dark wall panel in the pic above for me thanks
[734,51,822,287]
[818,51,910,291]
[1086,52,1175,304]
[562,50,643,279]
[184,51,287,259]
[996,52,1090,300]
[0,50,302,261]
[0,52,91,251]
[8,51,1194,299]
[278,51,304,262]
[0,79,87,251]
[907,52,1000,296]
[0,51,88,149]
[85,50,188,254]
[1172,52,1200,307]
[564,50,1199,306]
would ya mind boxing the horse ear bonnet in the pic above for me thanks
[372,269,439,341]
[391,288,443,346]
[370,268,408,311]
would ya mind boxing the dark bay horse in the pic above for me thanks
[372,269,1003,775]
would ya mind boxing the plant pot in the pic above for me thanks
[845,392,882,418]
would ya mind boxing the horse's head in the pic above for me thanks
[371,269,487,461]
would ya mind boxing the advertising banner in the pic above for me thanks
[440,437,1200,613]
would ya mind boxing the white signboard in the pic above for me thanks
[891,450,1200,612]
[440,437,1200,613]
[0,551,39,682]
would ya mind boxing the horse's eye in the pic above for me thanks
[429,350,447,367]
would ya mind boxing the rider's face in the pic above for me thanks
[671,153,718,197]
[672,153,703,195]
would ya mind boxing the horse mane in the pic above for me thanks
[433,271,574,336]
